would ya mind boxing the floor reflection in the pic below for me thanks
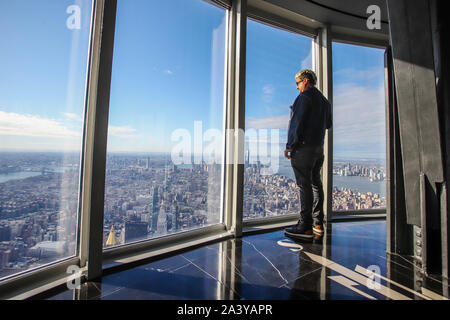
[38,220,449,300]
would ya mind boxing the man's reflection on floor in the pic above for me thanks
[289,233,328,300]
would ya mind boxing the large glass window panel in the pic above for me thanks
[332,42,387,213]
[244,19,313,220]
[0,0,93,280]
[103,0,227,248]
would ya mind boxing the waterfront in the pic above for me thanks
[0,167,76,184]
[333,175,385,197]
[0,171,42,184]
[275,157,386,197]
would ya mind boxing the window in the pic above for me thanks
[244,19,313,220]
[103,0,227,248]
[332,42,387,213]
[0,0,93,280]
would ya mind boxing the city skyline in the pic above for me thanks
[0,152,386,254]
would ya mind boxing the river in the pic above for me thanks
[276,158,386,197]
[0,167,75,184]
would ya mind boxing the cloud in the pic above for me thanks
[246,114,289,130]
[332,83,386,157]
[262,84,275,103]
[63,112,83,122]
[262,85,274,95]
[333,67,384,83]
[108,125,139,139]
[164,70,173,75]
[301,49,312,70]
[0,110,80,138]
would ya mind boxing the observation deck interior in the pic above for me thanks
[0,0,449,302]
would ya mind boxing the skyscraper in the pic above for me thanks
[124,221,148,242]
[105,226,118,246]
[156,201,167,236]
[151,186,159,231]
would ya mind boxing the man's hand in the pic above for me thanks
[284,149,293,159]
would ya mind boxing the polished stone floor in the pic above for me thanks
[38,220,450,300]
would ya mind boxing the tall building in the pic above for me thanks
[156,201,167,236]
[151,186,159,231]
[124,221,148,243]
[105,226,118,246]
[0,225,11,242]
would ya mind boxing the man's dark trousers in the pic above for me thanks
[290,145,324,228]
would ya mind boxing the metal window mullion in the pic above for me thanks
[224,0,247,238]
[79,0,117,281]
[223,5,235,234]
[318,29,332,300]
[318,26,333,223]
[232,0,247,238]
[316,29,332,300]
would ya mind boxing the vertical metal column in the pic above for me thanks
[430,0,450,283]
[313,32,329,300]
[314,29,331,299]
[385,47,394,254]
[317,26,333,223]
[224,0,247,238]
[385,47,412,256]
[79,0,117,281]
[387,0,444,274]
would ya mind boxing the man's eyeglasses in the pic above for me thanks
[296,79,304,87]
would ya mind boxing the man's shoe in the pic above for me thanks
[285,224,313,239]
[313,225,324,236]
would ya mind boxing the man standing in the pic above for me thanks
[284,69,332,239]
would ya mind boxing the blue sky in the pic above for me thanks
[0,0,386,160]
[332,42,386,160]
[0,0,92,151]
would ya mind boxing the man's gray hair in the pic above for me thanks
[295,69,317,86]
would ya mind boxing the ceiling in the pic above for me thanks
[308,0,388,23]
[257,0,390,42]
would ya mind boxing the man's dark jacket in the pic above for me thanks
[286,86,332,150]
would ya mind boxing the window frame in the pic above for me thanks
[241,13,318,225]
[329,38,388,218]
[0,0,98,298]
[99,0,231,257]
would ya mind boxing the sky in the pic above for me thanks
[0,0,386,161]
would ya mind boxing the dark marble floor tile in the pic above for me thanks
[179,242,222,262]
[45,288,78,300]
[238,281,294,300]
[41,219,450,300]
[287,268,328,300]
[238,235,325,288]
[44,280,122,300]
[136,254,192,274]
[100,266,224,300]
